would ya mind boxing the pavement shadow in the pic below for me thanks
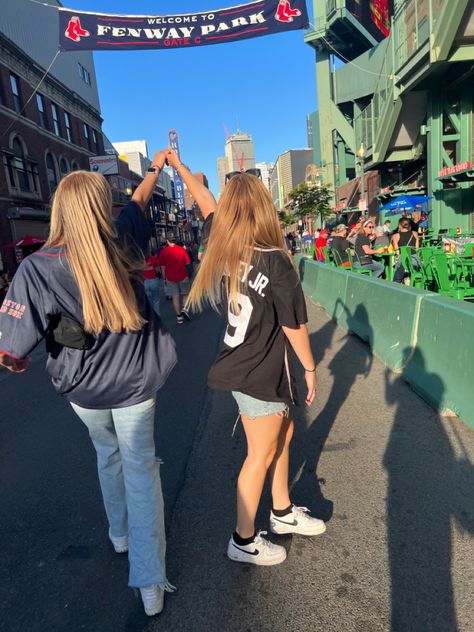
[383,347,474,632]
[289,303,373,522]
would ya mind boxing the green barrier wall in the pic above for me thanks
[404,296,474,426]
[297,257,474,429]
[343,274,425,371]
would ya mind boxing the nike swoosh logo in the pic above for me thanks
[273,517,298,526]
[232,543,259,556]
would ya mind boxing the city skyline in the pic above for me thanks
[66,0,317,196]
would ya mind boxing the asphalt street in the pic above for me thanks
[1,296,473,632]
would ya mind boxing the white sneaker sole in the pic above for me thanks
[270,519,327,537]
[140,588,164,616]
[143,602,164,617]
[109,531,128,553]
[227,543,287,566]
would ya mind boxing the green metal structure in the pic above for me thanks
[305,0,474,232]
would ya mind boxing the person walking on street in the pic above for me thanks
[158,233,192,324]
[168,149,326,567]
[144,251,161,316]
[0,153,177,617]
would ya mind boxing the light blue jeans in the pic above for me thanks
[71,397,167,588]
[144,278,161,316]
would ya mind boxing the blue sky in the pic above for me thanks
[69,1,317,194]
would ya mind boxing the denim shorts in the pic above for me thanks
[167,277,191,296]
[232,391,288,419]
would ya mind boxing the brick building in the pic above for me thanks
[0,0,104,272]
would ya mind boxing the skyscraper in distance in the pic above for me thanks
[256,161,274,193]
[225,132,255,174]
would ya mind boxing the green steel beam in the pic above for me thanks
[428,87,473,232]
[384,149,416,162]
[336,139,348,186]
[373,97,403,164]
[427,90,443,233]
[315,49,337,199]
[430,0,470,63]
[330,101,356,154]
[448,45,474,62]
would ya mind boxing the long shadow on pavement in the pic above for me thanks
[289,304,373,523]
[383,347,474,632]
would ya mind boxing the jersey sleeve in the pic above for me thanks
[183,248,191,265]
[115,200,151,256]
[0,258,50,359]
[271,253,307,328]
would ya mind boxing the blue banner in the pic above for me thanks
[168,131,187,220]
[59,1,309,51]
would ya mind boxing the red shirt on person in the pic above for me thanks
[144,255,160,280]
[158,244,191,282]
[315,230,329,262]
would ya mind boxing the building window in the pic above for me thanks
[10,73,22,113]
[36,94,47,128]
[51,103,61,136]
[92,129,97,147]
[11,138,30,191]
[83,123,91,149]
[64,111,72,143]
[46,153,58,193]
[71,160,80,171]
[78,63,91,85]
[59,158,69,179]
[0,78,4,106]
[4,137,40,194]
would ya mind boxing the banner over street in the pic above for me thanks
[59,1,309,51]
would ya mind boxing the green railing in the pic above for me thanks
[355,0,449,154]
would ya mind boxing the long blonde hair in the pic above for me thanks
[188,173,286,313]
[45,171,145,334]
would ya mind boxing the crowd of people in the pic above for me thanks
[309,215,421,283]
[0,146,325,618]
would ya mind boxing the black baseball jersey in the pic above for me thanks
[208,249,307,405]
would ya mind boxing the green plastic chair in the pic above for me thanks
[400,246,424,288]
[320,246,335,266]
[347,251,373,276]
[464,243,474,257]
[430,253,474,300]
[417,247,437,290]
[331,248,351,269]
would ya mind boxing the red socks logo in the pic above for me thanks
[275,0,302,23]
[65,16,90,43]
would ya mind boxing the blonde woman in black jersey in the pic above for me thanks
[167,148,327,566]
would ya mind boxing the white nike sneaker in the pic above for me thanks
[270,506,326,536]
[139,585,164,616]
[227,531,287,566]
[108,529,128,553]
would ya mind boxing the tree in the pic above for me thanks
[278,211,295,229]
[286,181,333,224]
